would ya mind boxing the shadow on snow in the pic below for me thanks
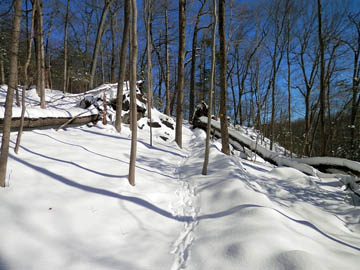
[10,153,360,253]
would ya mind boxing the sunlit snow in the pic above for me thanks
[0,85,359,270]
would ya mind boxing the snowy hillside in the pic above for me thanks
[0,85,360,270]
[0,83,142,120]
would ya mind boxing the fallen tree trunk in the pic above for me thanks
[193,116,360,177]
[0,114,99,130]
[292,157,360,177]
[56,111,90,131]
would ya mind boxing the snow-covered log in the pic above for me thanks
[0,114,99,129]
[292,157,360,176]
[193,115,360,177]
[0,83,148,130]
[79,83,147,124]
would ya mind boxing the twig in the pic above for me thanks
[56,111,88,131]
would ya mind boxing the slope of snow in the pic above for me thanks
[0,83,144,120]
[0,85,96,119]
[1,123,185,270]
[180,129,360,270]
[1,87,359,269]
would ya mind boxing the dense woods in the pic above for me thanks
[0,0,359,163]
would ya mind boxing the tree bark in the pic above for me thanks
[115,0,130,133]
[150,29,165,109]
[218,0,230,155]
[128,0,138,186]
[202,0,217,175]
[0,51,4,85]
[15,0,37,154]
[45,18,53,90]
[175,0,186,149]
[348,14,360,155]
[145,0,153,146]
[164,0,171,116]
[189,0,207,122]
[297,38,319,156]
[100,44,105,84]
[34,0,46,109]
[317,0,326,156]
[269,1,286,151]
[89,0,112,89]
[110,9,116,83]
[63,0,70,93]
[286,14,293,157]
[0,0,22,187]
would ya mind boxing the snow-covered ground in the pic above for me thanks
[0,85,97,119]
[0,83,143,120]
[1,86,360,269]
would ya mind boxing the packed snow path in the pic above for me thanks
[1,124,196,270]
[1,123,359,270]
[169,128,360,270]
[170,127,199,270]
[176,131,360,270]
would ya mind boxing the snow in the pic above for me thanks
[1,86,360,269]
[198,116,360,177]
[294,156,360,174]
[0,83,146,120]
[0,85,98,119]
[181,133,360,270]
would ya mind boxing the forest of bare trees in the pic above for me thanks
[0,0,359,165]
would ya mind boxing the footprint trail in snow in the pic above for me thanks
[170,131,199,270]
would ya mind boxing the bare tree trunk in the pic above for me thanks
[164,0,171,116]
[33,0,46,109]
[298,41,319,156]
[189,0,207,122]
[324,42,339,156]
[0,51,5,85]
[100,44,105,84]
[270,70,276,151]
[110,9,116,82]
[317,0,326,156]
[235,48,242,124]
[350,59,360,153]
[235,27,265,126]
[0,0,22,187]
[157,71,163,108]
[286,40,293,157]
[128,0,138,186]
[150,29,165,109]
[45,19,53,90]
[285,7,293,157]
[115,0,130,133]
[218,0,230,155]
[254,63,261,129]
[63,0,70,93]
[202,0,217,175]
[145,0,153,146]
[348,14,360,155]
[89,0,112,89]
[175,0,186,149]
[229,74,237,122]
[15,0,37,154]
[103,91,107,124]
[170,80,178,116]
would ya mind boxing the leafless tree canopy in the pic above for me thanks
[0,0,359,161]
